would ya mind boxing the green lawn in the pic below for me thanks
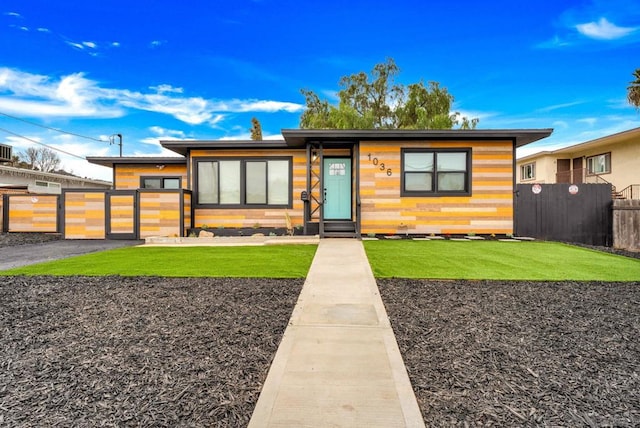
[364,240,640,281]
[0,245,318,278]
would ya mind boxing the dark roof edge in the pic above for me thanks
[281,128,554,148]
[87,156,186,168]
[160,140,289,155]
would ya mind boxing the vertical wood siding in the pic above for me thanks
[7,195,59,233]
[359,140,515,235]
[114,164,187,189]
[64,192,106,239]
[190,149,306,228]
[139,191,182,238]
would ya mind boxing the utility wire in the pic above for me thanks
[0,127,87,160]
[0,111,109,143]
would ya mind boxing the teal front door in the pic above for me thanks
[323,158,351,219]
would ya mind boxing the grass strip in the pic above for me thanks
[0,245,318,278]
[364,240,640,281]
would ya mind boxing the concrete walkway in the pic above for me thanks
[249,239,425,427]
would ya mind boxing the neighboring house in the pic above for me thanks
[516,127,640,199]
[83,128,552,239]
[0,165,112,194]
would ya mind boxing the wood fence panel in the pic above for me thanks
[63,191,106,239]
[7,195,59,233]
[515,183,612,246]
[613,200,640,251]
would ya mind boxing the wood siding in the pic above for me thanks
[183,192,192,236]
[190,149,306,229]
[7,195,58,233]
[360,140,515,235]
[114,164,187,190]
[64,192,106,239]
[139,191,182,238]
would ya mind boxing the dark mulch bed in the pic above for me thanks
[0,276,302,427]
[379,279,640,427]
[0,233,62,248]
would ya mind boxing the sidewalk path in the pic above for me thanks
[249,239,424,427]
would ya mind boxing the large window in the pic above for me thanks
[196,158,291,207]
[401,149,471,196]
[520,162,536,181]
[586,153,611,175]
[141,176,181,189]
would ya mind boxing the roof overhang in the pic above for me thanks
[86,156,187,168]
[281,128,553,148]
[160,140,289,156]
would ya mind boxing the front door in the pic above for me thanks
[323,158,351,219]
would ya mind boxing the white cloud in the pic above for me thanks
[150,84,184,94]
[577,117,597,126]
[536,101,584,113]
[82,41,97,49]
[37,27,50,33]
[576,17,637,40]
[0,67,305,125]
[4,12,22,18]
[150,40,165,48]
[111,42,120,47]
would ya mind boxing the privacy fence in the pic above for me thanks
[515,183,612,247]
[1,189,193,240]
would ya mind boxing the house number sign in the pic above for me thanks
[367,153,392,176]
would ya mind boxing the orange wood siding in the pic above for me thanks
[359,140,515,235]
[139,191,182,238]
[190,149,306,229]
[7,195,58,233]
[109,194,135,234]
[64,192,106,239]
[114,164,187,190]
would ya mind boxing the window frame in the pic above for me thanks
[140,176,182,189]
[586,152,611,176]
[520,162,536,181]
[401,148,472,197]
[194,157,293,209]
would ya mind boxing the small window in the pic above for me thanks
[141,176,182,189]
[520,162,535,181]
[586,153,611,175]
[401,149,471,196]
[196,158,291,207]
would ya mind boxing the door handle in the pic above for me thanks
[323,188,327,204]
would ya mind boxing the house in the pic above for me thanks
[80,128,552,239]
[0,164,112,195]
[516,127,640,199]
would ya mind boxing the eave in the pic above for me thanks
[281,128,554,148]
[87,156,187,168]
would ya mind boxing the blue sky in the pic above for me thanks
[1,0,639,181]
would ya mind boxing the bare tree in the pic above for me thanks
[20,147,61,172]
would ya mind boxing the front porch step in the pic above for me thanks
[323,231,358,238]
[322,220,357,238]
[323,221,356,233]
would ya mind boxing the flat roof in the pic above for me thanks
[87,156,187,168]
[281,128,553,148]
[159,140,289,156]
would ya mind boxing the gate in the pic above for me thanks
[106,191,137,239]
[515,183,612,246]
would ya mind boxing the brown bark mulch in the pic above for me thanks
[379,279,640,427]
[0,276,302,427]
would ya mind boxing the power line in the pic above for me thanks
[0,111,109,143]
[0,127,87,160]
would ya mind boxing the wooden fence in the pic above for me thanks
[515,183,612,246]
[1,189,192,239]
[613,200,640,251]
